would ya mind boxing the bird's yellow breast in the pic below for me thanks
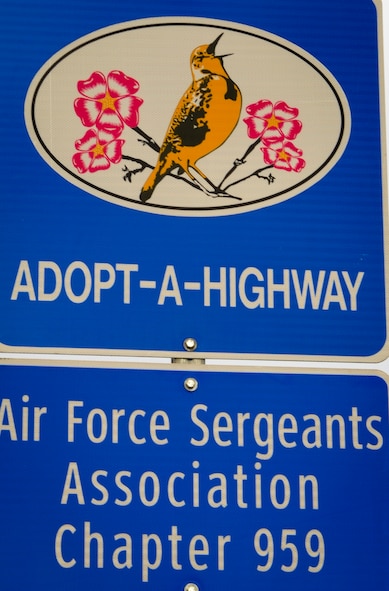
[199,75,241,145]
[175,74,241,162]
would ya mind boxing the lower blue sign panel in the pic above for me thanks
[1,364,388,590]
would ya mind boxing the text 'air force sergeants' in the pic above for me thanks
[0,366,388,590]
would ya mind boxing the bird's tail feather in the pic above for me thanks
[139,167,162,202]
[140,158,174,203]
[139,185,155,203]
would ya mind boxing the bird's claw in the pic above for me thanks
[207,189,242,201]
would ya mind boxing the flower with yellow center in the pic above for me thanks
[74,70,143,135]
[72,129,125,174]
[243,99,302,145]
[261,140,305,172]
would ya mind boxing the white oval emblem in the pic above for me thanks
[25,17,351,217]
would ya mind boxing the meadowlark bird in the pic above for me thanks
[140,33,242,202]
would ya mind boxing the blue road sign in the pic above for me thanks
[0,363,388,590]
[0,0,387,359]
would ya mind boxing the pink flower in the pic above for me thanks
[243,99,302,145]
[72,129,125,173]
[261,140,306,172]
[74,71,143,135]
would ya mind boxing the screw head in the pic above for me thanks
[184,377,198,392]
[183,337,197,352]
[184,584,199,591]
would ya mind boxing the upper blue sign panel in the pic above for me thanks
[0,0,386,358]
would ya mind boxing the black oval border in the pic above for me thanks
[29,21,347,213]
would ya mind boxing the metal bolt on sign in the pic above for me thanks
[184,584,199,591]
[183,337,197,352]
[184,377,198,392]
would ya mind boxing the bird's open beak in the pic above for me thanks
[206,33,233,59]
[207,33,223,55]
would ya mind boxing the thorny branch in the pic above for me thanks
[122,128,274,200]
